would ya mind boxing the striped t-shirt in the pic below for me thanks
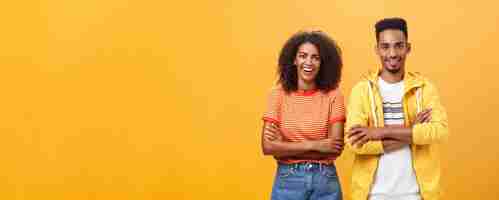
[369,78,420,199]
[262,85,346,164]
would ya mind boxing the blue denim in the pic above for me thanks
[271,163,343,200]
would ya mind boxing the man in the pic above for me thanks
[346,18,449,200]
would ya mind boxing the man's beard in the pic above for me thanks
[386,67,401,74]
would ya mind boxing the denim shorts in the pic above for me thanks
[271,162,342,200]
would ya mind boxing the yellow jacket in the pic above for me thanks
[346,70,449,200]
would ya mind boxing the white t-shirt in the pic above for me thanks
[369,78,421,200]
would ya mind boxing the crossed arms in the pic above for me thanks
[346,83,449,155]
[348,109,431,153]
[261,121,345,160]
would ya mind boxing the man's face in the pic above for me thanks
[376,29,411,74]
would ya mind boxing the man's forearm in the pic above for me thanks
[381,127,413,144]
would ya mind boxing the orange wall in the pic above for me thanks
[1,1,498,199]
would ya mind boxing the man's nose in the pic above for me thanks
[388,47,397,57]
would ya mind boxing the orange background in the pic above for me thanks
[1,1,498,199]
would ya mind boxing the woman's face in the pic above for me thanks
[294,42,321,85]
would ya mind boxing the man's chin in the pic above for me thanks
[385,66,401,74]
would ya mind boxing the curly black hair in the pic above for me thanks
[277,30,342,93]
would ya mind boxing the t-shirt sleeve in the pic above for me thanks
[329,90,346,124]
[262,87,282,125]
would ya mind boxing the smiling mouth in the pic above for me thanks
[303,66,314,72]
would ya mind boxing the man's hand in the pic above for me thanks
[382,138,408,152]
[311,138,344,154]
[348,125,385,148]
[263,123,283,141]
[413,108,432,125]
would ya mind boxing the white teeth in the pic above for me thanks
[303,66,313,72]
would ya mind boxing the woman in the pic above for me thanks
[261,29,345,200]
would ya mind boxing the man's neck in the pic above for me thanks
[379,69,404,83]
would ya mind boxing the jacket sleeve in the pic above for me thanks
[345,82,385,155]
[412,82,449,145]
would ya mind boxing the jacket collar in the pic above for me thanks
[362,67,425,94]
